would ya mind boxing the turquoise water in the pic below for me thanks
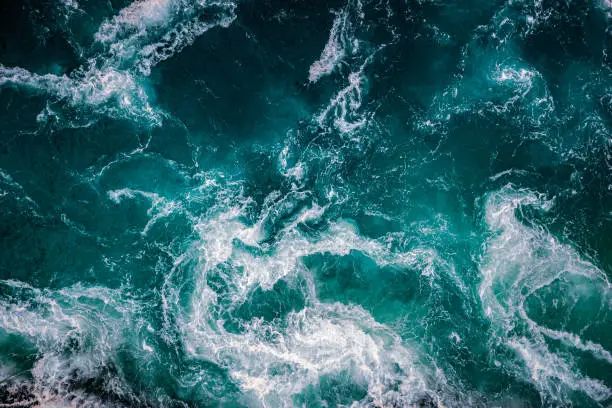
[0,0,611,406]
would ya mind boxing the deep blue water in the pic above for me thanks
[0,0,611,406]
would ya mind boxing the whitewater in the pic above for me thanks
[0,0,610,407]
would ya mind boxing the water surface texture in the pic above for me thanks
[0,0,611,406]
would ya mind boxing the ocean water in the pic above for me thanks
[0,0,610,406]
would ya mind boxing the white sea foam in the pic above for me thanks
[0,0,237,126]
[0,281,141,352]
[95,0,175,45]
[311,0,391,135]
[0,168,40,214]
[308,10,349,83]
[479,185,612,403]
[3,175,445,406]
[603,0,612,21]
[316,68,369,134]
[491,63,555,125]
[278,145,308,184]
[136,11,236,76]
[420,0,559,136]
[0,280,149,406]
[493,66,536,88]
[56,0,80,21]
[107,188,183,235]
[61,0,79,10]
[0,64,162,126]
[182,301,428,406]
[95,0,237,75]
[157,184,448,406]
[509,338,611,402]
[191,196,440,300]
[425,60,555,135]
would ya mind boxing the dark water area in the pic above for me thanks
[0,0,611,406]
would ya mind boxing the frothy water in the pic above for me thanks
[0,0,610,406]
[480,185,611,404]
[0,0,236,128]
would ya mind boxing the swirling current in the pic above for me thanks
[0,0,611,407]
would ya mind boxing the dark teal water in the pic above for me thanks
[0,0,611,406]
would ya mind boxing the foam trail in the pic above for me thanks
[191,192,442,299]
[95,0,237,75]
[532,325,612,364]
[479,185,612,403]
[136,11,236,75]
[0,64,161,126]
[310,0,366,133]
[94,0,175,45]
[159,185,447,406]
[316,63,376,134]
[308,9,349,83]
[509,338,612,403]
[0,0,237,126]
[107,188,183,235]
[311,0,394,135]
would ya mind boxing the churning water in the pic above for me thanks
[0,0,611,406]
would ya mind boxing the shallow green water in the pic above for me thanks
[0,0,611,406]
